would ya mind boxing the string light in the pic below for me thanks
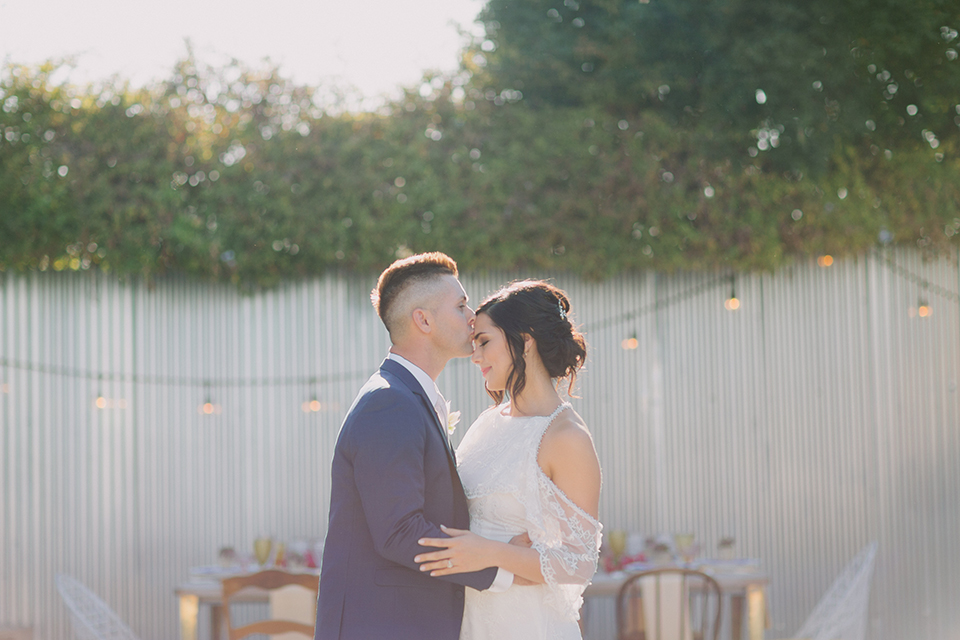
[94,395,128,409]
[199,383,222,415]
[584,274,730,332]
[199,400,222,415]
[0,357,367,390]
[873,249,959,319]
[3,251,956,415]
[724,276,740,311]
[302,378,324,412]
[302,396,323,412]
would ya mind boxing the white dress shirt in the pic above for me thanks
[387,352,514,593]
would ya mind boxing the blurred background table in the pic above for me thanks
[581,562,769,640]
[175,566,319,640]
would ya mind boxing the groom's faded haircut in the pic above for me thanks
[372,252,459,338]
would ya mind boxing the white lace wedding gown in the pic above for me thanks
[456,402,603,640]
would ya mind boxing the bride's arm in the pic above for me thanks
[538,412,602,521]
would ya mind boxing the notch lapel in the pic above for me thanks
[380,359,457,462]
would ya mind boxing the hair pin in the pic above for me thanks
[558,302,567,320]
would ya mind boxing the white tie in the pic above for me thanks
[434,394,448,428]
[434,394,455,460]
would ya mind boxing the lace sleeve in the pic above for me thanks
[529,469,603,620]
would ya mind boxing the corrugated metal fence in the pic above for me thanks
[1,247,958,640]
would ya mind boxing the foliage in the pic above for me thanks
[474,0,960,175]
[1,0,959,289]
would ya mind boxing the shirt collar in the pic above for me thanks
[386,352,442,408]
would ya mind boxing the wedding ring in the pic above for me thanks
[447,559,453,569]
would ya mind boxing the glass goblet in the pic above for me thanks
[608,529,627,561]
[253,537,273,566]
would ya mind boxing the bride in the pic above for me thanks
[415,280,603,640]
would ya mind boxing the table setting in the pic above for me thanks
[176,537,322,640]
[582,531,770,640]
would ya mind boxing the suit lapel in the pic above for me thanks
[380,359,456,462]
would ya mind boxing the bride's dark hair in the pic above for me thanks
[475,280,586,405]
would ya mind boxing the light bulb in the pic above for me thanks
[199,401,221,415]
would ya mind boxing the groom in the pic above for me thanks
[315,252,514,640]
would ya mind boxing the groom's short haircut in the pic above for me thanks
[372,252,459,339]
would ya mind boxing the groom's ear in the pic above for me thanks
[412,308,433,334]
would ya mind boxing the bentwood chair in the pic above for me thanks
[221,569,320,640]
[616,567,723,640]
[54,574,141,640]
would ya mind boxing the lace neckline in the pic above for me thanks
[497,401,571,420]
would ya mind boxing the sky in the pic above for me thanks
[0,0,487,104]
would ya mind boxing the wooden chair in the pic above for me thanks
[616,567,723,640]
[221,569,319,640]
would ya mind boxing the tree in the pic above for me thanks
[474,0,960,173]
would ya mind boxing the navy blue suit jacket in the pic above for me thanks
[315,358,498,640]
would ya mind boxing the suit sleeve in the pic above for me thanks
[346,388,497,591]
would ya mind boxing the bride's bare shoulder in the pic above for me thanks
[540,407,598,465]
[546,406,592,440]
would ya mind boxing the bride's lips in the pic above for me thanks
[480,367,491,377]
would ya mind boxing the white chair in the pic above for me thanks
[782,542,878,640]
[54,574,141,640]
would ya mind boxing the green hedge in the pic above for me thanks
[1,58,957,287]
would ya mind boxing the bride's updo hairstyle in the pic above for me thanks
[476,280,586,404]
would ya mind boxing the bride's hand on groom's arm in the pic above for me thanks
[415,525,498,576]
[415,525,544,584]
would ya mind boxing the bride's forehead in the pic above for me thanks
[475,313,497,330]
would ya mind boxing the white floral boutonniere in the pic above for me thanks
[446,401,461,436]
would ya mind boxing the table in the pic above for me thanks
[176,568,319,640]
[582,566,770,640]
[178,565,767,640]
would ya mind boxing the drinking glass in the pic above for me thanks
[254,537,273,566]
[674,532,697,563]
[608,530,627,560]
